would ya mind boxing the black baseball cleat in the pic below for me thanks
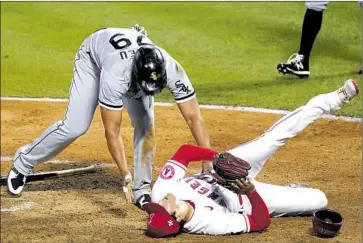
[359,68,362,75]
[7,166,27,197]
[135,193,152,209]
[277,53,310,78]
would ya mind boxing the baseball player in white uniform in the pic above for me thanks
[7,25,212,206]
[143,79,358,237]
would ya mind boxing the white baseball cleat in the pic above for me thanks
[7,166,27,197]
[337,79,359,104]
[287,183,310,188]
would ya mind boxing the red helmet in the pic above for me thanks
[143,202,180,238]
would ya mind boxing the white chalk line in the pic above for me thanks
[1,156,35,214]
[1,96,361,122]
[1,201,37,213]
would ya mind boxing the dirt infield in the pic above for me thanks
[1,100,361,243]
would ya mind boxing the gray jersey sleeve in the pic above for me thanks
[161,49,196,103]
[99,68,128,110]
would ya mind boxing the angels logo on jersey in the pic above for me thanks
[160,164,175,180]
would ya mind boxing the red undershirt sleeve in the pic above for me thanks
[170,144,218,168]
[246,190,271,231]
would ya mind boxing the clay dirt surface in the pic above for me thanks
[1,100,361,243]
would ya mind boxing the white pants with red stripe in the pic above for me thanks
[226,90,344,217]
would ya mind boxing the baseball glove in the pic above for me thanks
[312,209,343,238]
[212,152,251,188]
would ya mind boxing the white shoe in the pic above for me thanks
[7,166,27,196]
[287,183,310,188]
[337,79,359,104]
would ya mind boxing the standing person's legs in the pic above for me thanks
[277,1,329,78]
[227,79,357,178]
[123,95,155,203]
[298,1,329,69]
[8,39,100,196]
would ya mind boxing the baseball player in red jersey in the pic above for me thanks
[143,79,358,237]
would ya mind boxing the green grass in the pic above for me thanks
[1,2,361,116]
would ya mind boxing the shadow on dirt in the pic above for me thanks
[24,162,124,192]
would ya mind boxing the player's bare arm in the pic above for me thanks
[177,98,213,172]
[100,106,131,183]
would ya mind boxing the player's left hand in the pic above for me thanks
[131,23,148,36]
[231,178,255,195]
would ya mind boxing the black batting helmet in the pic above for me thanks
[131,45,167,95]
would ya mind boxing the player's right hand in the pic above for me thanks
[121,172,133,203]
[121,172,132,186]
[131,23,148,36]
[231,178,255,195]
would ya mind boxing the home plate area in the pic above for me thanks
[0,100,361,243]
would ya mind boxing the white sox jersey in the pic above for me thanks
[84,28,196,110]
